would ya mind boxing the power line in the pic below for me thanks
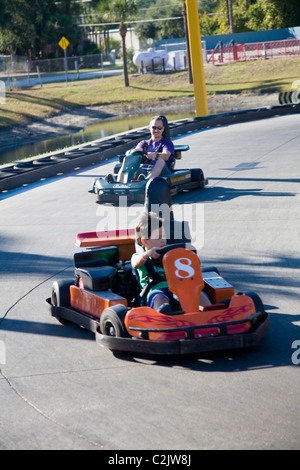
[78,16,183,27]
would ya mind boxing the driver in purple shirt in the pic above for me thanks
[116,115,175,183]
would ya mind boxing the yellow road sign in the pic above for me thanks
[58,36,70,50]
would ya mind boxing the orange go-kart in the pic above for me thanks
[46,225,269,356]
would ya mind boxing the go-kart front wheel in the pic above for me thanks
[100,305,129,338]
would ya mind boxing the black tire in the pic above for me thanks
[202,266,220,275]
[169,185,178,197]
[137,167,149,178]
[190,168,204,187]
[92,178,99,194]
[100,304,129,337]
[51,279,73,307]
[114,162,122,174]
[243,291,265,314]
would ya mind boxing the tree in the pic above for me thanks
[0,0,9,28]
[134,0,187,42]
[199,11,219,36]
[215,0,300,33]
[119,21,130,86]
[226,0,234,33]
[0,0,83,57]
[95,0,137,87]
[134,21,160,45]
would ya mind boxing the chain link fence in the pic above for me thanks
[1,37,300,87]
[0,53,119,87]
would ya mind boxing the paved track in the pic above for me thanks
[0,113,299,450]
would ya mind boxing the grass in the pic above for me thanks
[204,57,300,94]
[1,56,300,129]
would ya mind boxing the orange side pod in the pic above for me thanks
[163,248,204,313]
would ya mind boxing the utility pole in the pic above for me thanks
[182,3,193,84]
[186,0,208,116]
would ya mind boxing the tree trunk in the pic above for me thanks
[226,0,234,33]
[119,21,129,87]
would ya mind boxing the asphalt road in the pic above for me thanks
[2,68,123,89]
[0,113,299,450]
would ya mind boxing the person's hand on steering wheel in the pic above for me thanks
[143,246,163,260]
[145,152,159,160]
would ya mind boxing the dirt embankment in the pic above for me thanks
[0,93,279,151]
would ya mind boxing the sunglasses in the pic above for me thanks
[151,126,163,131]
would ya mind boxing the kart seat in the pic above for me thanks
[112,260,140,304]
[74,246,119,269]
[75,265,117,291]
[74,246,119,291]
[167,219,192,244]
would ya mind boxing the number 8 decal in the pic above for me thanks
[163,248,204,312]
[174,257,195,279]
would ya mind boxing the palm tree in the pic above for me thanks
[98,0,137,87]
[119,19,130,87]
[226,0,234,33]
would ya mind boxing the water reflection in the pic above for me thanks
[0,111,195,166]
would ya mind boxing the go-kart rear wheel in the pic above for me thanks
[51,279,74,324]
[51,279,73,307]
[191,168,205,188]
[202,266,220,275]
[243,291,265,315]
[238,291,268,326]
[100,305,129,338]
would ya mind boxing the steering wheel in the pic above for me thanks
[129,149,144,157]
[152,243,188,267]
[156,243,188,257]
[127,148,147,163]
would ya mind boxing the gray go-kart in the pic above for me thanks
[92,116,208,204]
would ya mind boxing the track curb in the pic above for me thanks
[1,102,299,192]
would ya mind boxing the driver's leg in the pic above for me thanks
[117,170,125,182]
[148,159,165,178]
[148,289,172,313]
[199,291,212,310]
[117,159,126,182]
[153,294,170,311]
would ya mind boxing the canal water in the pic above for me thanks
[0,111,195,166]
